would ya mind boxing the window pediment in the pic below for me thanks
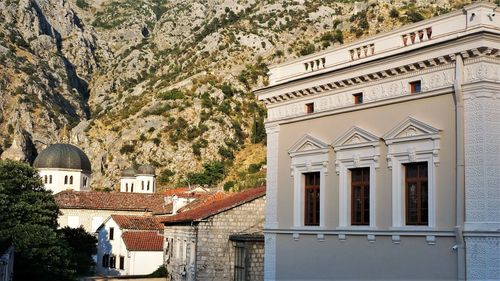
[384,117,441,169]
[383,117,441,144]
[332,126,380,150]
[288,134,329,157]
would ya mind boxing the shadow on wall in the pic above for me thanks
[97,228,121,276]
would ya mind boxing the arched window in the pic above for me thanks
[131,184,134,192]
[69,176,73,185]
[147,181,150,190]
[44,175,47,184]
[49,175,53,184]
[142,181,144,190]
[83,177,87,187]
[126,183,129,192]
[64,176,68,185]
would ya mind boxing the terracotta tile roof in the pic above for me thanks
[54,190,171,213]
[122,231,163,251]
[163,187,208,199]
[111,215,163,231]
[159,186,266,224]
[163,187,190,196]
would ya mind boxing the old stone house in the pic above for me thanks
[160,186,266,281]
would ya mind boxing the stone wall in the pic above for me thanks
[164,224,197,281]
[228,240,265,281]
[195,196,265,281]
[164,195,265,281]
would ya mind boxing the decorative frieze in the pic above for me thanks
[267,66,455,122]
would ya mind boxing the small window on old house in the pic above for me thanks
[131,184,134,192]
[49,175,52,183]
[44,175,47,183]
[109,227,114,240]
[64,176,68,185]
[102,254,109,267]
[126,183,129,192]
[142,181,144,190]
[109,255,116,269]
[353,93,363,104]
[305,103,314,114]
[69,176,73,185]
[119,256,125,270]
[410,81,421,93]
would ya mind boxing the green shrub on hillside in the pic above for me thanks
[157,89,184,100]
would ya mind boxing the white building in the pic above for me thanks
[255,2,500,280]
[96,215,164,276]
[33,143,91,194]
[119,165,156,193]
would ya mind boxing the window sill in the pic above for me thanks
[389,226,437,232]
[291,226,324,231]
[336,226,379,231]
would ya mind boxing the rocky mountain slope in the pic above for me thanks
[0,0,484,190]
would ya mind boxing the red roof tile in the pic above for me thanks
[111,215,163,231]
[54,190,171,213]
[122,231,163,251]
[163,187,190,196]
[159,186,266,224]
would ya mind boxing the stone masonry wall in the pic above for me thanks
[196,195,265,281]
[164,224,197,281]
[229,240,265,281]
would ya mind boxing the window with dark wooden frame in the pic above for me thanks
[233,243,246,281]
[102,254,109,267]
[405,162,428,225]
[119,256,125,270]
[353,93,363,104]
[409,80,421,93]
[305,102,314,114]
[109,227,114,240]
[109,255,116,269]
[351,167,370,225]
[304,172,320,226]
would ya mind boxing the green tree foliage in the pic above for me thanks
[0,160,74,280]
[120,143,135,154]
[186,161,225,186]
[220,83,234,98]
[75,0,89,9]
[59,226,97,277]
[389,8,400,18]
[158,169,175,183]
[299,43,315,56]
[406,9,424,22]
[157,88,184,100]
[238,57,268,89]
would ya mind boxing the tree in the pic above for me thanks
[0,160,75,280]
[59,226,97,277]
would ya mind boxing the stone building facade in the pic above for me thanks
[255,3,499,280]
[161,187,266,281]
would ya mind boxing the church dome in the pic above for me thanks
[33,143,91,172]
[137,164,155,175]
[121,167,137,177]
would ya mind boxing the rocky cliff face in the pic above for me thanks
[0,0,477,190]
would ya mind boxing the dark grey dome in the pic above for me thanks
[33,143,91,172]
[137,164,155,175]
[121,167,137,177]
